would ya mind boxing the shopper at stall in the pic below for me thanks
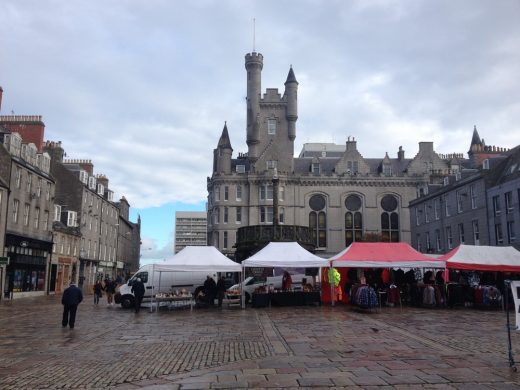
[131,278,145,313]
[203,275,217,306]
[93,279,104,305]
[282,271,292,290]
[62,282,83,329]
[216,275,227,307]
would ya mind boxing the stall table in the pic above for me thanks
[154,295,194,310]
[252,291,321,307]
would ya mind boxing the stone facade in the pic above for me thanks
[0,127,54,298]
[207,51,476,258]
[410,142,518,254]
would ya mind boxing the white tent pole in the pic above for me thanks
[241,263,245,309]
[330,267,335,307]
[150,264,155,313]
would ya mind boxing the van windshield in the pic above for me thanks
[131,272,148,284]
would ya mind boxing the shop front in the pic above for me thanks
[4,234,52,298]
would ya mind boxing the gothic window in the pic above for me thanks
[345,194,363,247]
[267,119,276,135]
[309,194,327,248]
[380,194,399,242]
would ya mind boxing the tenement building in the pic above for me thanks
[207,50,471,258]
[0,118,54,298]
[409,129,515,253]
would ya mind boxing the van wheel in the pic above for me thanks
[194,286,203,297]
[245,292,251,304]
[121,295,134,309]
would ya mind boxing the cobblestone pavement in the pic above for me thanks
[0,295,519,389]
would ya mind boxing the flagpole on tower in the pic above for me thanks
[253,18,256,52]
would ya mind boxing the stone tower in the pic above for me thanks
[244,52,298,174]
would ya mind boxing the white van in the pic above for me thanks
[115,264,216,309]
[228,273,311,303]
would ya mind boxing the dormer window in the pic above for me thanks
[88,176,96,190]
[383,164,392,176]
[443,177,449,186]
[267,119,276,135]
[67,211,78,227]
[312,163,320,175]
[483,159,490,170]
[97,184,105,196]
[107,190,114,201]
[236,165,245,173]
[267,160,277,170]
[79,170,88,184]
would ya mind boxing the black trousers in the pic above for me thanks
[62,304,78,328]
[135,295,143,312]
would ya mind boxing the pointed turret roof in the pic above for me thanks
[285,66,298,84]
[217,122,232,150]
[469,125,483,151]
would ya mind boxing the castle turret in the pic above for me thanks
[284,66,298,141]
[245,52,263,160]
[213,122,233,174]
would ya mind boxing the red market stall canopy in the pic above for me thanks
[330,242,446,269]
[439,245,520,272]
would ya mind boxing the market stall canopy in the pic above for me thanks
[242,242,329,268]
[330,242,446,269]
[439,245,520,272]
[153,246,242,272]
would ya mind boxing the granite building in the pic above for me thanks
[207,50,471,258]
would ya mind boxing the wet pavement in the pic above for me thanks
[0,294,519,389]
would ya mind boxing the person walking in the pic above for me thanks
[105,278,116,305]
[131,277,145,313]
[62,282,83,329]
[93,279,104,305]
[216,275,227,308]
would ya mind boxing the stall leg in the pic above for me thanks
[505,280,517,372]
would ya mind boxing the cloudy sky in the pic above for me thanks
[1,0,519,263]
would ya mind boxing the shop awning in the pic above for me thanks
[330,242,445,269]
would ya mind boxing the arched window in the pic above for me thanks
[345,194,363,246]
[380,194,399,242]
[309,194,327,248]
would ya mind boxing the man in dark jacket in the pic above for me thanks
[131,278,145,313]
[62,282,83,329]
[203,275,217,306]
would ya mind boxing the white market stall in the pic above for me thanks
[439,245,520,272]
[150,246,242,310]
[241,242,330,308]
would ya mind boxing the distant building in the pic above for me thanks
[174,211,207,253]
